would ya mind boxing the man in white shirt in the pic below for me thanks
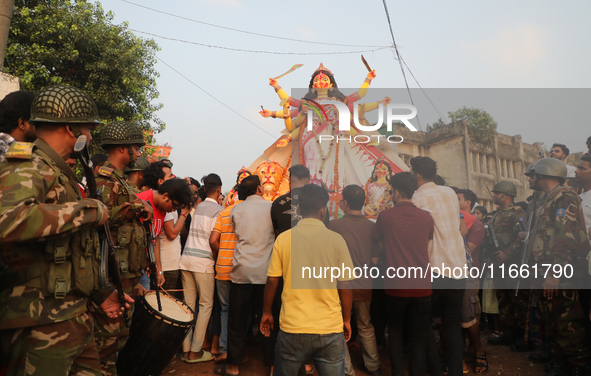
[551,143,577,178]
[179,173,223,363]
[160,206,191,297]
[216,175,276,376]
[410,156,467,376]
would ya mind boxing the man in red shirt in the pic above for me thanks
[136,178,194,288]
[373,172,434,376]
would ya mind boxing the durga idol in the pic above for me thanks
[259,63,407,217]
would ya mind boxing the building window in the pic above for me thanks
[471,152,494,175]
[400,154,413,167]
[499,158,518,179]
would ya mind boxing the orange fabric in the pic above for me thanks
[213,201,243,281]
[460,209,476,230]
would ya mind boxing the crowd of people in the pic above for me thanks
[1,85,591,376]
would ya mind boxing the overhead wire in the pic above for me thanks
[121,0,390,48]
[399,55,448,123]
[155,56,277,139]
[131,29,391,55]
[381,0,422,131]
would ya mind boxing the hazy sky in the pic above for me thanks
[97,0,591,187]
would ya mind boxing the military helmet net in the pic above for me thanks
[100,121,145,147]
[492,181,517,197]
[124,156,150,173]
[30,85,102,124]
[533,158,567,180]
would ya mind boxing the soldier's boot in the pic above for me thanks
[488,327,515,346]
[568,365,587,376]
[529,348,552,363]
[512,339,535,352]
[545,357,561,372]
[544,358,569,376]
[511,329,534,352]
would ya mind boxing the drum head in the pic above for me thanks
[144,291,193,323]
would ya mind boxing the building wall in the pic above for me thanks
[0,73,19,100]
[393,120,552,212]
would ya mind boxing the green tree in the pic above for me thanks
[4,0,163,152]
[426,106,497,140]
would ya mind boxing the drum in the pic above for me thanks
[117,291,194,376]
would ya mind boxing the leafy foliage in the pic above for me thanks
[426,106,497,140]
[4,0,164,153]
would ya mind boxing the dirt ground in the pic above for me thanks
[159,331,546,376]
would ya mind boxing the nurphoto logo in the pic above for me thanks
[305,100,418,144]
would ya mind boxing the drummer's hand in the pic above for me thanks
[101,291,134,319]
[134,283,148,297]
[260,312,274,337]
[157,273,165,287]
[269,78,278,87]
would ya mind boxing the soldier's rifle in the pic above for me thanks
[515,191,538,296]
[483,223,501,259]
[142,215,162,312]
[74,136,130,328]
[484,186,501,260]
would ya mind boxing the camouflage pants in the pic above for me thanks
[496,288,530,330]
[89,277,139,376]
[534,289,590,367]
[0,312,101,376]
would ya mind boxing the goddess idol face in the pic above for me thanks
[313,72,333,89]
[373,162,390,180]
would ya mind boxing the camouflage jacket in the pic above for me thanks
[0,139,108,329]
[96,161,147,278]
[528,185,590,272]
[490,204,526,261]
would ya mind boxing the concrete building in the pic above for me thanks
[0,72,19,100]
[393,120,565,212]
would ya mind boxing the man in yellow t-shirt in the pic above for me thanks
[260,184,354,376]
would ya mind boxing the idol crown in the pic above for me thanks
[312,62,333,77]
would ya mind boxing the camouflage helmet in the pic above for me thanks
[492,181,517,197]
[533,158,567,180]
[124,156,150,174]
[524,162,537,177]
[100,121,145,148]
[29,85,102,125]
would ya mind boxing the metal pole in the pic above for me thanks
[0,0,15,71]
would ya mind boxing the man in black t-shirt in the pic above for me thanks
[270,164,314,374]
[271,164,311,235]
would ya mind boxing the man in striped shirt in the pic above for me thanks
[179,174,223,363]
[209,184,245,363]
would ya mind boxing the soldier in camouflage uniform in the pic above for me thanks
[527,158,590,376]
[520,162,557,363]
[89,121,154,375]
[0,85,132,376]
[486,181,530,348]
[124,155,150,192]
